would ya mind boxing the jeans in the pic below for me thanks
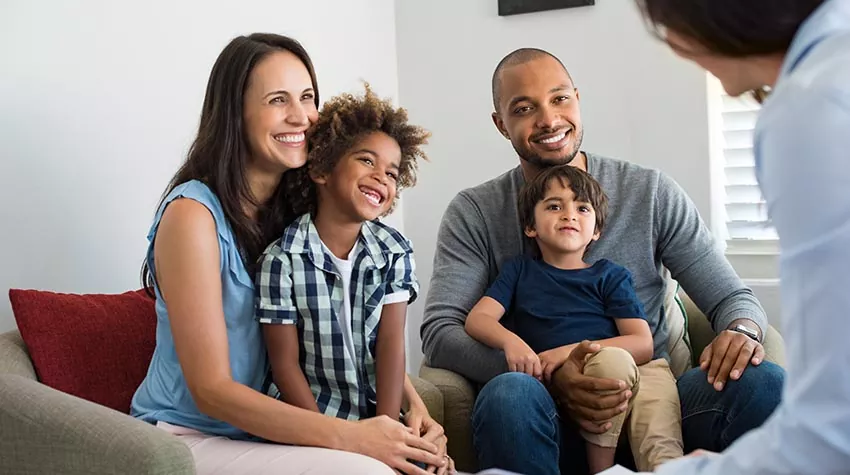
[471,362,785,475]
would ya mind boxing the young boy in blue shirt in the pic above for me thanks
[465,164,683,473]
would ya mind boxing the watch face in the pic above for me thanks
[734,325,759,341]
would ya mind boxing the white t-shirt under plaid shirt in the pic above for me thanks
[255,213,419,420]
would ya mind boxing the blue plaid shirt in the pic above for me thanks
[255,214,418,420]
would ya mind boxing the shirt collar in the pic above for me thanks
[282,214,409,271]
[780,0,850,80]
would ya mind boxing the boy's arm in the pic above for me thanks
[464,256,523,350]
[465,258,540,376]
[263,324,319,412]
[402,374,424,413]
[600,265,654,365]
[466,297,541,376]
[255,246,317,412]
[598,319,654,365]
[376,302,406,419]
[464,297,513,350]
[376,242,420,420]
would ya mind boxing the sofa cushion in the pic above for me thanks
[8,288,156,413]
[662,269,694,378]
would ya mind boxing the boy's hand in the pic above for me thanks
[503,336,542,378]
[539,344,576,383]
[404,405,450,474]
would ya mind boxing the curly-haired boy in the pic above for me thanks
[254,84,430,427]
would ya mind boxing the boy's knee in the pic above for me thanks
[583,347,639,387]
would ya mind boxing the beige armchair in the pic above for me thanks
[419,293,787,473]
[0,329,444,475]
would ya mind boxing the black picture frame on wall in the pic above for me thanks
[498,0,595,17]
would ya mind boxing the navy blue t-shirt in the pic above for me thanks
[485,256,646,353]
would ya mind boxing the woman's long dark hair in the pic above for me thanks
[142,33,320,292]
[635,0,825,57]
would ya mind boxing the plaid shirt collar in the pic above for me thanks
[281,214,410,273]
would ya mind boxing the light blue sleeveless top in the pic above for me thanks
[131,180,266,439]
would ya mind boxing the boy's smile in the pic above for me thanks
[314,131,401,223]
[359,184,387,207]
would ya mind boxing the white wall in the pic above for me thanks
[0,0,781,369]
[0,0,402,332]
[395,0,720,371]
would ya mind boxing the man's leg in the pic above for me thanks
[472,372,562,475]
[677,361,785,453]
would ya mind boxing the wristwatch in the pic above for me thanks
[729,324,760,342]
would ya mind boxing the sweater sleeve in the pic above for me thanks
[654,173,768,336]
[420,192,508,384]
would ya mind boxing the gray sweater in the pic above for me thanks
[420,153,767,384]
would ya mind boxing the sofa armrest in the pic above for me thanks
[0,374,194,475]
[408,374,444,424]
[760,325,786,366]
[419,364,478,472]
[0,330,37,379]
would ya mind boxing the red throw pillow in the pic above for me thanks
[9,288,157,414]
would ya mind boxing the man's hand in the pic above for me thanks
[504,336,542,378]
[539,344,576,383]
[700,323,764,391]
[551,341,631,434]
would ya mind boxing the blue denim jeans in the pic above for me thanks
[471,362,785,475]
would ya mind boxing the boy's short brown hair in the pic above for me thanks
[285,83,430,216]
[518,164,609,234]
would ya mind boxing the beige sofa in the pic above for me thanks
[0,329,445,475]
[419,292,787,473]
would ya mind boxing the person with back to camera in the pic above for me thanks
[634,0,850,472]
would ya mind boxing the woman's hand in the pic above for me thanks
[341,415,447,475]
[405,404,453,474]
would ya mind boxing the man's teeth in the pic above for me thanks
[538,131,568,144]
[274,133,305,143]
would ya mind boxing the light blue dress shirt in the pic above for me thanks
[658,0,850,473]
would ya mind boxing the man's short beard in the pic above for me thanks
[516,128,584,168]
[519,149,579,168]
